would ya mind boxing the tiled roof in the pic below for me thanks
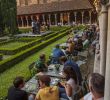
[17,0,93,15]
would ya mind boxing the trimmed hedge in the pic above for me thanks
[0,29,70,73]
[0,54,3,61]
[0,28,69,55]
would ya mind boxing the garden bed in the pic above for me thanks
[0,35,68,98]
[0,29,70,73]
[0,28,69,55]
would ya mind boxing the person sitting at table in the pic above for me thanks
[67,33,73,43]
[66,40,75,55]
[34,54,48,73]
[60,56,82,85]
[83,36,89,50]
[35,75,59,100]
[80,73,105,100]
[59,66,78,100]
[7,76,28,100]
[51,44,65,64]
[75,38,83,52]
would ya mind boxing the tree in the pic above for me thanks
[0,0,18,36]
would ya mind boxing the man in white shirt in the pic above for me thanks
[80,73,105,100]
[31,20,36,34]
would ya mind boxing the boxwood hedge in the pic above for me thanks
[0,29,70,73]
[0,28,69,55]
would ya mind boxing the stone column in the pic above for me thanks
[42,14,45,24]
[94,44,100,73]
[36,15,39,21]
[60,13,63,25]
[74,12,77,24]
[81,11,84,24]
[89,11,92,24]
[104,3,110,100]
[54,14,57,25]
[48,14,51,25]
[26,16,29,27]
[67,13,70,25]
[31,16,33,21]
[100,5,108,76]
[21,16,24,27]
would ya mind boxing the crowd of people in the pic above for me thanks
[31,20,51,34]
[7,24,103,100]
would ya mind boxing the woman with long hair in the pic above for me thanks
[59,66,78,100]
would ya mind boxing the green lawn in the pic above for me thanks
[0,35,67,97]
[0,41,28,49]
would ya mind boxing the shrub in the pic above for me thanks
[0,28,69,55]
[0,29,70,73]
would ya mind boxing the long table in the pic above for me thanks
[23,64,64,94]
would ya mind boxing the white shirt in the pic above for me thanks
[84,93,92,100]
[67,78,77,100]
[84,92,104,100]
[31,21,35,27]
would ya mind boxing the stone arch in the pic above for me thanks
[70,12,75,23]
[17,17,22,27]
[84,11,89,24]
[23,16,27,27]
[28,16,32,26]
[91,11,97,24]
[76,12,82,24]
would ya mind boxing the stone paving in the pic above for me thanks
[14,31,52,37]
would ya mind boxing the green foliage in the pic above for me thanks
[0,0,18,35]
[0,28,69,55]
[73,25,87,31]
[0,35,67,98]
[0,29,70,73]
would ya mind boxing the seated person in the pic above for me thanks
[7,76,28,100]
[35,54,48,72]
[83,36,89,50]
[59,66,78,100]
[51,44,65,64]
[35,75,59,100]
[60,56,82,85]
[66,40,75,54]
[80,73,105,100]
[75,38,83,51]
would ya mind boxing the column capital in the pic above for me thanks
[60,13,63,17]
[31,16,33,20]
[20,16,23,20]
[101,5,108,13]
[25,16,28,19]
[74,12,77,16]
[81,11,84,16]
[67,13,70,17]
[67,12,70,15]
